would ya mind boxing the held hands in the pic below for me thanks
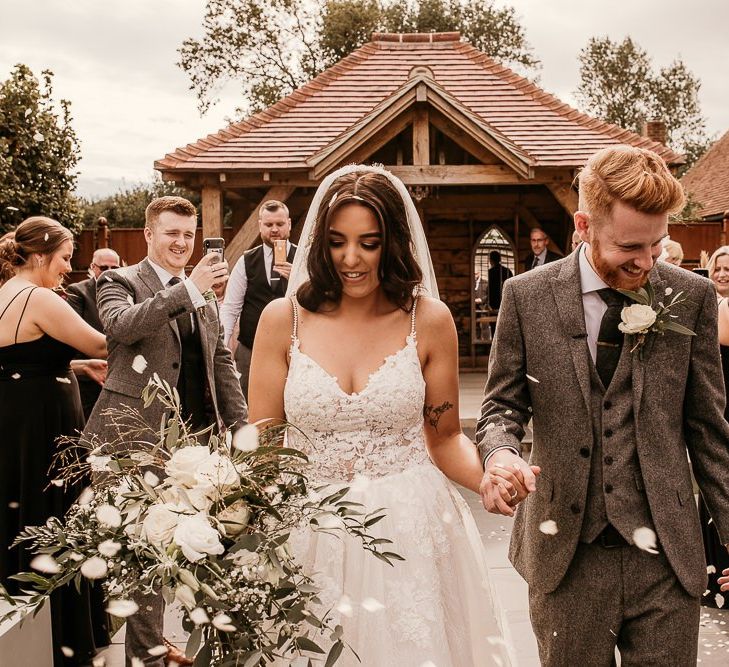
[190,253,229,293]
[720,565,729,592]
[71,359,108,385]
[272,261,292,281]
[479,449,540,517]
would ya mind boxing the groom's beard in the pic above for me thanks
[591,236,651,292]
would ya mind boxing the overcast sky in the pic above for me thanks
[1,0,727,199]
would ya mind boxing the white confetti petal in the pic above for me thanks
[143,471,160,487]
[80,556,108,579]
[708,565,717,574]
[106,598,139,617]
[33,132,44,142]
[526,374,540,383]
[50,478,64,487]
[505,409,513,415]
[77,487,94,505]
[96,504,122,528]
[11,372,20,380]
[212,612,236,632]
[716,593,725,609]
[8,501,19,509]
[98,539,122,557]
[232,423,259,452]
[131,355,147,374]
[189,607,210,625]
[92,657,107,667]
[539,520,559,535]
[665,287,673,296]
[632,526,659,554]
[361,597,385,612]
[147,645,168,657]
[336,595,354,618]
[24,108,32,117]
[61,647,74,658]
[43,232,49,241]
[56,376,71,384]
[30,554,60,574]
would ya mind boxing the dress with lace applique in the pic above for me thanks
[283,297,510,667]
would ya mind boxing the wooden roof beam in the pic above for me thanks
[390,165,528,186]
[547,183,579,216]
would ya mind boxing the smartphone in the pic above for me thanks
[273,239,287,265]
[693,268,709,278]
[203,237,225,261]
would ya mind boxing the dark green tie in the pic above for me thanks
[596,288,624,388]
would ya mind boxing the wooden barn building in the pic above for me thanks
[155,32,681,366]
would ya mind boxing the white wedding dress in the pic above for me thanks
[283,298,510,667]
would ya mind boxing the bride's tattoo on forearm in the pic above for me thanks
[423,401,454,431]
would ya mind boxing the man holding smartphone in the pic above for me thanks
[220,199,296,397]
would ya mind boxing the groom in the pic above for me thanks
[477,145,729,665]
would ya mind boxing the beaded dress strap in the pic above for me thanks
[290,296,300,343]
[410,296,418,337]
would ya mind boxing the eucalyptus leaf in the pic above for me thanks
[662,321,696,336]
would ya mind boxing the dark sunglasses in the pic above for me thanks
[95,264,119,272]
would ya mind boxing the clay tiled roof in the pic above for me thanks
[156,32,681,173]
[681,131,729,219]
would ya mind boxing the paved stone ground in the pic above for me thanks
[98,373,729,665]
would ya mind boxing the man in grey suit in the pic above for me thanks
[477,146,729,665]
[84,196,247,667]
[67,247,120,418]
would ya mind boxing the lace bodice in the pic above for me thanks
[284,298,431,482]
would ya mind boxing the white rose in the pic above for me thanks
[195,452,239,489]
[160,484,215,512]
[618,304,656,335]
[143,503,187,547]
[174,513,225,562]
[165,446,213,488]
[217,500,251,537]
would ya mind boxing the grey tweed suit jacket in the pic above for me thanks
[477,251,729,597]
[84,258,247,444]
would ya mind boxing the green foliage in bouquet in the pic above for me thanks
[0,376,400,666]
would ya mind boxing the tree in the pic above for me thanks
[80,176,201,228]
[0,65,82,232]
[575,37,710,170]
[178,0,539,115]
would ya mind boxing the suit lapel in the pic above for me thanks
[550,252,593,420]
[631,265,666,420]
[138,258,181,343]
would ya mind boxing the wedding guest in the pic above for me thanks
[699,245,729,605]
[67,247,121,418]
[0,217,109,666]
[524,227,560,270]
[220,200,297,397]
[486,251,513,336]
[662,239,684,266]
[83,196,247,667]
[479,145,729,665]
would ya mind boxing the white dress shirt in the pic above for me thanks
[220,242,292,343]
[532,247,548,267]
[578,243,610,363]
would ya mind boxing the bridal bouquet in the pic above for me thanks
[0,376,396,666]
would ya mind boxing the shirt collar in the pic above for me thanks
[578,243,609,295]
[148,258,185,287]
[537,247,547,261]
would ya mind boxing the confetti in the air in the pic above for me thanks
[336,595,354,618]
[232,423,259,452]
[50,478,64,487]
[96,504,122,528]
[33,132,44,142]
[107,599,139,618]
[361,597,385,612]
[11,373,20,380]
[708,565,717,574]
[665,287,673,296]
[98,540,122,557]
[77,486,94,505]
[81,556,108,580]
[190,607,210,625]
[632,526,659,554]
[526,374,540,383]
[56,376,71,384]
[539,520,559,535]
[8,501,19,509]
[24,108,31,117]
[131,355,147,374]
[212,613,236,632]
[716,593,725,609]
[61,647,75,658]
[30,554,61,574]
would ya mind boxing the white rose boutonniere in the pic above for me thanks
[619,282,695,357]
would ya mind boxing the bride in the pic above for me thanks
[248,165,514,666]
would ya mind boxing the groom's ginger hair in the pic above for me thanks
[145,196,197,230]
[577,145,685,224]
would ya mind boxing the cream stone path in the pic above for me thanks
[99,373,729,666]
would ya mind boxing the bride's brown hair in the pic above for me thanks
[297,171,423,312]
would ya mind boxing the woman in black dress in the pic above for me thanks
[0,217,108,665]
[703,246,729,607]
